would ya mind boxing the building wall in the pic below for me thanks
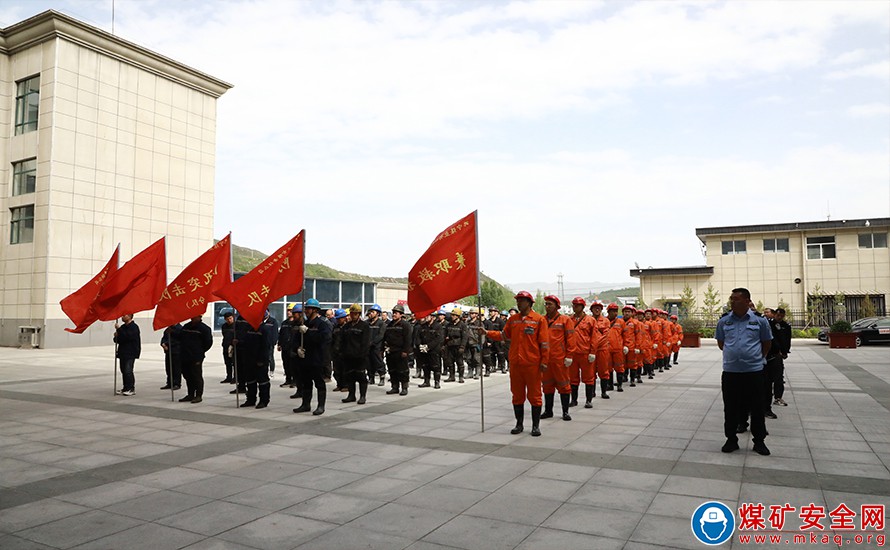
[1,12,229,348]
[639,226,890,313]
[376,282,409,311]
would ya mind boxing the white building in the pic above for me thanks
[0,11,231,347]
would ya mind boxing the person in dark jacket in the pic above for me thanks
[289,304,305,400]
[220,311,236,384]
[113,314,141,396]
[366,304,386,386]
[465,309,485,380]
[160,323,182,390]
[293,299,332,415]
[178,315,213,403]
[443,308,469,383]
[331,309,349,391]
[765,307,792,413]
[278,308,295,388]
[384,304,413,396]
[234,313,269,408]
[416,313,444,389]
[340,304,371,404]
[260,310,280,378]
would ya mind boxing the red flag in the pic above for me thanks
[153,234,233,330]
[94,238,167,321]
[214,231,305,329]
[408,211,479,318]
[61,245,120,333]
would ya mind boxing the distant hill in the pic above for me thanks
[506,281,638,294]
[589,286,640,305]
[225,240,408,283]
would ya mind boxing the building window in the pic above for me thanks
[10,205,35,244]
[763,237,789,253]
[858,232,888,249]
[721,240,746,255]
[12,159,37,196]
[14,76,40,135]
[806,236,836,259]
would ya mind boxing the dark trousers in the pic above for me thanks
[369,349,385,379]
[119,357,136,391]
[300,364,327,404]
[765,356,785,403]
[722,370,767,443]
[223,349,233,380]
[243,358,270,404]
[445,346,463,378]
[418,351,441,379]
[267,347,276,373]
[281,353,294,384]
[165,352,182,387]
[386,352,409,385]
[182,358,204,397]
[466,346,481,374]
[333,357,346,388]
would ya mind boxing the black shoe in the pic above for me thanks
[172,385,181,390]
[434,382,441,389]
[673,361,678,365]
[540,410,554,419]
[312,407,325,416]
[279,382,291,388]
[219,379,232,384]
[230,388,245,394]
[293,406,311,413]
[616,386,623,392]
[753,442,771,456]
[511,404,524,434]
[418,382,430,388]
[721,440,740,453]
[191,396,202,404]
[178,395,194,402]
[531,426,541,437]
[765,411,777,419]
[445,377,456,382]
[290,391,302,399]
[648,374,654,379]
[160,385,172,390]
[240,401,256,408]
[386,388,400,395]
[357,396,366,404]
[584,401,593,408]
[629,382,636,387]
[255,401,268,409]
[377,379,385,387]
[342,395,357,403]
[736,423,748,434]
[399,387,408,396]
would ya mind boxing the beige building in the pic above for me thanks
[1,11,231,348]
[632,218,890,322]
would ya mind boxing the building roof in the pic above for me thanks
[695,217,890,242]
[630,266,713,278]
[0,10,232,97]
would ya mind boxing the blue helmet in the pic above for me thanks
[305,298,321,309]
[333,308,347,319]
[291,303,303,313]
[369,304,382,313]
[437,309,447,316]
[501,310,508,316]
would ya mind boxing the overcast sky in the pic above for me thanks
[4,1,889,287]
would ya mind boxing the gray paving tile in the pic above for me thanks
[157,500,267,536]
[128,467,216,489]
[515,527,625,549]
[226,460,314,481]
[0,498,91,534]
[70,521,203,550]
[423,515,536,550]
[16,509,142,549]
[182,537,266,550]
[297,525,414,550]
[661,475,740,501]
[465,492,562,525]
[630,513,703,550]
[589,467,667,492]
[524,461,598,483]
[283,493,387,524]
[0,534,57,549]
[346,502,454,539]
[279,467,365,491]
[394,483,490,513]
[172,474,266,499]
[56,481,161,508]
[108,490,212,521]
[543,502,640,538]
[334,475,425,501]
[223,482,323,511]
[648,493,737,520]
[217,511,337,548]
[569,483,655,512]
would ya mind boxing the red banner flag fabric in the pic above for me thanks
[214,231,305,330]
[61,245,120,333]
[407,211,479,318]
[153,234,233,330]
[94,238,167,322]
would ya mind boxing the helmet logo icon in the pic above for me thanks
[691,501,734,545]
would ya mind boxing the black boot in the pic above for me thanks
[531,406,542,437]
[419,373,430,388]
[570,384,579,407]
[313,385,326,415]
[608,372,615,391]
[510,404,524,434]
[241,382,257,407]
[399,381,408,396]
[647,365,654,379]
[616,374,623,392]
[293,384,312,413]
[584,383,594,408]
[342,381,356,403]
[541,393,554,419]
[434,372,441,389]
[357,380,368,404]
[445,364,456,382]
[560,393,572,421]
[629,369,637,387]
[458,366,464,383]
[658,358,664,373]
[600,378,610,399]
[386,382,400,395]
[256,383,270,408]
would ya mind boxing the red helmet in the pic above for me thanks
[514,291,534,303]
[670,314,678,319]
[543,294,560,307]
[622,304,635,312]
[589,300,603,308]
[571,297,586,306]
[607,303,619,311]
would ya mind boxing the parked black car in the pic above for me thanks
[817,317,879,343]
[853,317,890,346]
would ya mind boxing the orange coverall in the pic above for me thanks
[672,322,684,354]
[593,315,611,380]
[649,317,663,359]
[639,319,654,365]
[543,313,575,395]
[659,318,673,360]
[569,313,598,385]
[486,311,550,406]
[608,317,626,374]
[623,317,641,371]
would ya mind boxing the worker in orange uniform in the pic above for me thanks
[588,301,612,404]
[541,295,576,422]
[636,309,655,380]
[670,314,683,365]
[606,304,626,394]
[658,310,673,371]
[568,297,598,409]
[482,291,549,437]
[621,305,640,387]
[646,309,664,372]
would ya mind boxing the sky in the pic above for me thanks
[3,0,889,288]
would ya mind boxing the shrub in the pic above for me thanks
[829,320,852,333]
[680,316,703,335]
[700,328,716,338]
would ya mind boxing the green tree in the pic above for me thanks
[533,289,546,314]
[754,300,764,313]
[777,297,792,323]
[702,283,721,326]
[806,284,826,328]
[636,295,648,309]
[860,293,877,319]
[679,285,696,317]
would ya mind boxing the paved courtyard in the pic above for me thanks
[1,339,889,549]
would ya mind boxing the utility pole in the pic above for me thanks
[557,273,564,304]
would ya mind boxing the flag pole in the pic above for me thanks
[474,210,484,433]
[166,333,174,402]
[233,340,240,408]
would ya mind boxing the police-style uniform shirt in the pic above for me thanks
[715,310,772,373]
